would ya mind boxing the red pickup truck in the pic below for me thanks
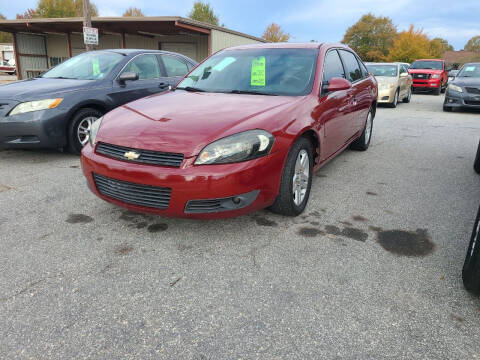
[408,59,448,95]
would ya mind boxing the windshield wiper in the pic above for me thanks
[176,86,206,92]
[229,89,278,96]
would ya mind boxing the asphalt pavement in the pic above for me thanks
[1,93,479,359]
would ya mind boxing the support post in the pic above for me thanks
[12,33,22,80]
[83,0,93,51]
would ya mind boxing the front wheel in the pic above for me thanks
[269,137,313,216]
[474,140,480,174]
[67,108,103,154]
[350,108,373,151]
[463,204,480,295]
[403,88,411,103]
[434,86,441,95]
[389,90,399,108]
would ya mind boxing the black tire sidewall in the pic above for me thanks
[463,204,480,295]
[270,137,313,216]
[68,108,102,154]
[474,141,480,174]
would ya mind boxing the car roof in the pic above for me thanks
[365,62,399,66]
[225,42,324,50]
[91,49,197,63]
[463,62,480,66]
[414,59,443,62]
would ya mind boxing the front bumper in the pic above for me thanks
[444,90,480,109]
[412,79,441,90]
[0,108,69,149]
[377,87,397,103]
[81,144,285,219]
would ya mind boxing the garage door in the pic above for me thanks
[161,43,197,61]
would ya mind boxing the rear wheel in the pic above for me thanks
[269,137,313,216]
[350,107,373,151]
[463,204,480,295]
[67,108,103,154]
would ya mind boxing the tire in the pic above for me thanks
[402,88,412,103]
[350,107,373,151]
[269,137,313,216]
[474,141,480,174]
[434,86,441,95]
[389,89,399,108]
[463,204,480,296]
[441,82,446,93]
[67,108,103,154]
[443,105,452,112]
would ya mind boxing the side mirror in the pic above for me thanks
[118,72,139,85]
[400,72,408,77]
[323,77,352,94]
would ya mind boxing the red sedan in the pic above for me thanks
[81,43,378,218]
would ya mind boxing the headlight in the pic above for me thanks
[195,130,274,165]
[89,117,103,147]
[448,84,462,93]
[9,98,63,116]
[431,74,441,79]
[379,83,395,90]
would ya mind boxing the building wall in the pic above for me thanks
[210,29,262,53]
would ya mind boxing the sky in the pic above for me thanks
[1,0,479,50]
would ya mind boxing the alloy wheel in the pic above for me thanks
[77,116,97,146]
[292,149,310,206]
[364,111,373,145]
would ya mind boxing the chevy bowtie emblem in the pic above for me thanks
[124,151,140,160]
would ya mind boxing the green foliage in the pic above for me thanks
[464,35,480,52]
[36,0,98,18]
[0,13,12,43]
[341,13,397,61]
[188,1,219,26]
[123,7,144,17]
[262,23,290,42]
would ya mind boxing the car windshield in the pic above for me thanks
[410,60,443,70]
[177,48,318,96]
[366,64,398,77]
[457,64,480,78]
[42,52,124,80]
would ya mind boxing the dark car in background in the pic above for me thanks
[409,59,448,95]
[0,49,197,153]
[444,63,480,112]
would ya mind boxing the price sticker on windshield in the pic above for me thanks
[92,58,101,76]
[251,56,266,86]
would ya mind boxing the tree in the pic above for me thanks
[429,37,454,57]
[0,13,12,43]
[387,25,432,63]
[16,9,38,19]
[36,0,98,18]
[188,1,219,26]
[262,23,290,42]
[123,7,144,17]
[341,13,397,62]
[464,36,480,52]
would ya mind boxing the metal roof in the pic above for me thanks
[0,16,266,43]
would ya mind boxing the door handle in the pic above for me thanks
[159,82,168,88]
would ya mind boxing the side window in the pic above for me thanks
[338,50,362,82]
[400,65,407,74]
[357,58,369,78]
[161,55,189,77]
[121,54,161,80]
[322,50,345,83]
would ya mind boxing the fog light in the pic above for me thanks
[232,197,241,204]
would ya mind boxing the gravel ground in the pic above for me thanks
[0,93,479,359]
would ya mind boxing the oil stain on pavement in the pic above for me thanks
[375,228,434,257]
[66,213,94,224]
[147,223,168,233]
[298,227,325,237]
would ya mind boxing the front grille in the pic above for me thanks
[464,100,480,106]
[96,142,184,167]
[466,87,480,95]
[185,199,224,213]
[93,173,171,209]
[412,73,431,80]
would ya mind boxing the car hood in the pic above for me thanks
[0,77,96,101]
[409,69,443,75]
[450,77,480,87]
[97,90,304,158]
[375,76,398,84]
